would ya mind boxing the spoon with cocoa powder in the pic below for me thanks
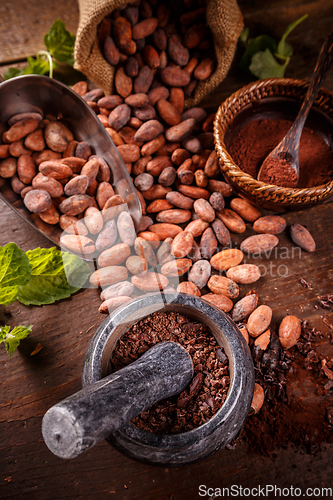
[258,32,333,187]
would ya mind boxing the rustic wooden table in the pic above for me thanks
[1,1,333,499]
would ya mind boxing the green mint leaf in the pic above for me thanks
[249,48,289,79]
[0,325,32,357]
[0,243,31,305]
[44,19,76,65]
[239,27,249,44]
[16,247,90,306]
[4,67,27,80]
[277,14,308,58]
[239,35,277,75]
[3,54,53,81]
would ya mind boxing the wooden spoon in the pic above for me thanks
[257,32,333,187]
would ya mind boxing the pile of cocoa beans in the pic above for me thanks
[98,0,215,100]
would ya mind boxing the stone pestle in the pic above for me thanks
[42,341,194,459]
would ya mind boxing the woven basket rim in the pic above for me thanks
[213,77,333,203]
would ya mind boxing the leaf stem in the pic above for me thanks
[37,50,54,78]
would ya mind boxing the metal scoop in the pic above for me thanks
[258,32,333,187]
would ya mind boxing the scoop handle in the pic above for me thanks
[42,341,193,459]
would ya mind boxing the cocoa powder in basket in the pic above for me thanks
[229,118,333,188]
[111,310,230,434]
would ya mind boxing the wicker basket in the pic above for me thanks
[214,78,333,211]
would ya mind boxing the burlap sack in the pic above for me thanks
[74,0,243,108]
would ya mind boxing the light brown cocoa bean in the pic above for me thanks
[17,155,36,184]
[60,234,95,255]
[134,172,154,191]
[247,305,273,338]
[132,18,158,39]
[99,296,132,314]
[0,157,16,178]
[113,16,133,53]
[184,219,209,237]
[24,129,45,151]
[141,134,165,156]
[125,94,149,110]
[207,275,239,299]
[250,383,265,414]
[209,192,224,211]
[39,203,60,225]
[182,107,207,124]
[148,87,169,107]
[39,160,72,180]
[32,150,62,166]
[188,240,201,262]
[240,234,279,255]
[11,174,25,194]
[59,215,88,236]
[169,88,184,114]
[211,218,231,246]
[157,237,173,264]
[194,58,214,80]
[183,24,208,49]
[117,144,141,163]
[188,259,211,288]
[199,227,217,259]
[171,231,194,258]
[125,56,139,77]
[105,127,124,146]
[4,118,39,143]
[98,95,123,110]
[165,118,195,142]
[254,329,271,351]
[181,136,202,154]
[226,264,261,284]
[100,280,134,301]
[142,184,171,200]
[161,258,192,277]
[23,189,52,213]
[64,175,89,196]
[61,156,86,174]
[44,122,68,153]
[171,148,190,166]
[290,224,316,252]
[193,198,215,222]
[146,156,172,176]
[158,166,177,187]
[32,173,63,198]
[84,206,104,234]
[133,155,151,176]
[117,126,142,147]
[148,223,183,240]
[216,208,246,233]
[166,191,194,209]
[90,265,129,287]
[253,215,287,235]
[59,194,92,216]
[157,99,181,126]
[108,103,131,130]
[160,67,191,87]
[177,184,210,200]
[132,104,156,122]
[230,197,261,222]
[207,179,233,197]
[134,237,157,266]
[210,248,243,271]
[117,211,136,246]
[202,293,233,312]
[132,271,168,291]
[96,181,115,209]
[146,199,173,213]
[8,112,42,127]
[9,140,31,157]
[96,219,117,251]
[156,208,191,224]
[63,141,79,158]
[177,281,201,296]
[134,120,164,142]
[232,294,259,322]
[204,150,219,178]
[238,324,249,344]
[134,65,154,94]
[278,315,301,349]
[126,255,148,275]
[114,68,133,98]
[75,142,92,160]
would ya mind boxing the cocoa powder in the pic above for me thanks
[229,118,333,188]
[110,310,230,434]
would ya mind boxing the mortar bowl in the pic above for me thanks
[82,292,254,466]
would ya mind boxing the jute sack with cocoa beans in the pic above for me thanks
[74,0,243,108]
